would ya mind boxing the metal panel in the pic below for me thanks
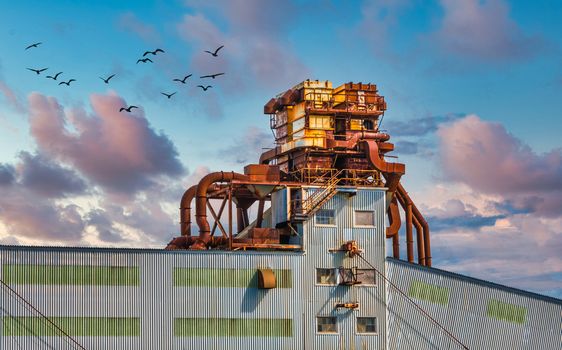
[386,258,562,349]
[302,188,388,350]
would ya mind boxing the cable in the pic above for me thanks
[0,279,86,350]
[355,253,469,350]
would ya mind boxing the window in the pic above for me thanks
[354,210,374,227]
[357,317,377,334]
[337,267,376,286]
[316,209,336,225]
[317,316,337,334]
[363,119,374,130]
[316,268,337,285]
[356,269,376,286]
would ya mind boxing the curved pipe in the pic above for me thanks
[362,139,405,193]
[361,139,405,176]
[180,184,220,237]
[180,185,198,236]
[386,197,401,239]
[193,171,250,249]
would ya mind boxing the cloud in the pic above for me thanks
[412,183,562,298]
[28,92,185,197]
[218,127,272,165]
[394,140,418,155]
[437,115,562,217]
[384,114,463,137]
[0,80,25,113]
[430,0,544,61]
[17,151,87,198]
[0,186,85,241]
[426,199,504,232]
[0,164,16,186]
[177,1,309,91]
[117,12,160,44]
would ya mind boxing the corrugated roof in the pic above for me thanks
[386,257,562,305]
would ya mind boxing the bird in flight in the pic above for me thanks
[143,49,165,56]
[161,92,177,99]
[173,74,192,84]
[58,79,76,86]
[200,73,224,79]
[100,74,116,84]
[27,67,48,75]
[204,45,224,57]
[46,72,63,80]
[197,85,212,91]
[119,105,138,112]
[25,42,42,50]
[136,58,153,64]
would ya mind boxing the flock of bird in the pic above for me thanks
[24,42,226,112]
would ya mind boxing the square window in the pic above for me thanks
[356,269,376,286]
[317,316,337,333]
[357,317,377,334]
[316,268,337,285]
[355,210,374,227]
[316,209,336,226]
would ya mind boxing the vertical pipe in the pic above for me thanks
[413,216,425,266]
[256,199,265,228]
[406,203,414,263]
[397,183,431,267]
[243,208,250,229]
[392,234,400,259]
[237,207,244,233]
[180,185,198,236]
[228,186,232,249]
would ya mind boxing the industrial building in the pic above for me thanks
[1,80,560,349]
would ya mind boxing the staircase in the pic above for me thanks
[291,169,343,222]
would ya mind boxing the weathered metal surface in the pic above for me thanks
[386,258,562,349]
[0,188,389,350]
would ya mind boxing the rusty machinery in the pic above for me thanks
[166,80,431,267]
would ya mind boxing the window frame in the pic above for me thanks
[356,316,378,335]
[316,316,338,335]
[315,208,337,227]
[315,268,338,286]
[353,210,375,228]
[354,268,377,287]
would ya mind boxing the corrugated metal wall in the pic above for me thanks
[0,187,389,350]
[386,259,562,350]
[302,187,387,350]
[1,186,560,350]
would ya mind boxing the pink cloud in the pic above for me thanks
[0,80,24,113]
[437,115,562,216]
[431,0,543,61]
[28,92,185,196]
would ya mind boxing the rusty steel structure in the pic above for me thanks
[166,79,431,267]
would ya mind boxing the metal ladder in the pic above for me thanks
[292,169,343,221]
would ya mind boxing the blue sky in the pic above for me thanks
[0,0,561,298]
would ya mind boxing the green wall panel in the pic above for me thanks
[2,317,140,336]
[408,280,450,305]
[174,318,293,337]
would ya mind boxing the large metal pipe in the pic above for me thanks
[386,197,401,239]
[413,215,426,266]
[192,171,249,249]
[180,185,198,236]
[361,139,405,193]
[397,183,431,267]
[405,203,414,263]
